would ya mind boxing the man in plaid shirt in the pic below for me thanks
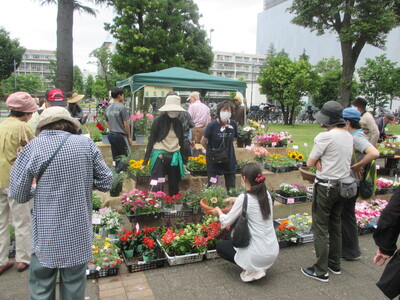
[9,107,113,299]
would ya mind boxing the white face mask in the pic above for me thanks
[220,111,231,122]
[167,112,179,118]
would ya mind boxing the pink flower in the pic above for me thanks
[103,257,109,261]
[146,113,154,120]
[130,115,137,121]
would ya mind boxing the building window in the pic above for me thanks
[224,56,232,61]
[217,55,223,60]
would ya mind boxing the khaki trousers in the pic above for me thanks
[0,187,31,265]
[193,126,206,143]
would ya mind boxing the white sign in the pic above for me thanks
[304,143,308,147]
[158,177,166,183]
[261,125,265,129]
[287,198,295,204]
[92,217,101,225]
[376,165,380,170]
[293,145,299,150]
[271,142,277,147]
[99,208,108,214]
[144,86,172,98]
[150,179,158,186]
[209,177,218,184]
[245,146,252,151]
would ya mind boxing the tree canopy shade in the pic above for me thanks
[288,0,400,107]
[116,67,247,96]
[0,27,25,81]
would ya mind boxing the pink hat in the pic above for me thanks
[6,92,39,113]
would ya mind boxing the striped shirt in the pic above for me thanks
[9,130,113,268]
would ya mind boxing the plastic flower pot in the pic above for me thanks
[123,249,134,259]
[88,263,96,271]
[142,255,151,262]
[135,244,143,254]
[200,198,232,215]
[102,263,109,268]
[174,204,183,211]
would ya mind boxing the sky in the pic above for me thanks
[0,0,262,74]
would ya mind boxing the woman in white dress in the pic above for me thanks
[212,162,279,282]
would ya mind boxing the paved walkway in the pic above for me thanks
[0,234,387,299]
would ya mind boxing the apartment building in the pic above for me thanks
[16,49,56,87]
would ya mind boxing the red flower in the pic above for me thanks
[96,123,105,131]
[194,235,207,247]
[143,236,155,250]
[120,236,127,243]
[116,258,121,264]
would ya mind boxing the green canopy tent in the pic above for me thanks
[116,67,247,96]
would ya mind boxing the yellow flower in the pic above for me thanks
[104,242,111,248]
[298,154,304,161]
[105,237,110,241]
[96,235,101,239]
[210,197,218,204]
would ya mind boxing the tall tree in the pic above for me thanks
[90,45,114,92]
[39,0,103,92]
[358,55,398,111]
[289,1,400,107]
[0,27,25,81]
[258,54,319,125]
[85,74,94,100]
[104,0,213,75]
[73,65,85,93]
[92,76,108,100]
[313,58,342,108]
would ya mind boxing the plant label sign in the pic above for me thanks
[158,177,166,183]
[304,143,308,147]
[287,198,295,204]
[271,142,277,147]
[150,179,158,186]
[210,177,218,184]
[92,217,101,225]
[293,145,298,150]
[376,165,380,170]
[261,125,265,128]
[245,146,252,151]
[99,208,108,214]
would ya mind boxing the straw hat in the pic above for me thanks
[36,107,81,131]
[67,93,84,104]
[158,95,185,112]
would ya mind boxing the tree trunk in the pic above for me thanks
[339,41,355,108]
[56,0,74,93]
[289,104,296,125]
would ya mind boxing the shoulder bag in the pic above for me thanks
[17,123,29,154]
[209,126,229,164]
[232,193,251,248]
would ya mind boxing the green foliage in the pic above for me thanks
[85,74,94,100]
[92,76,108,99]
[105,0,213,75]
[73,65,84,94]
[258,54,319,125]
[358,55,398,111]
[1,73,46,95]
[288,0,400,107]
[90,46,114,92]
[8,225,15,243]
[92,193,102,211]
[0,27,25,81]
[201,185,229,208]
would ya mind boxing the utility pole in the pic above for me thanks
[250,62,254,107]
[209,29,214,47]
[13,60,17,92]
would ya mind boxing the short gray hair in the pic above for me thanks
[189,91,200,100]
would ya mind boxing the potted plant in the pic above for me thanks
[121,189,162,219]
[237,125,255,147]
[180,188,202,214]
[187,155,207,176]
[275,220,298,248]
[355,199,388,234]
[94,110,109,144]
[253,147,269,163]
[117,229,136,258]
[275,183,308,204]
[130,112,154,143]
[110,168,126,197]
[199,185,231,215]
[127,159,151,183]
[91,236,122,273]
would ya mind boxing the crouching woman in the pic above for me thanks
[212,162,279,282]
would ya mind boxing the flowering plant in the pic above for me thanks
[376,177,399,189]
[201,216,222,249]
[92,208,122,235]
[128,159,150,177]
[187,155,206,171]
[94,109,108,135]
[355,199,388,228]
[91,236,122,269]
[121,189,163,215]
[256,132,292,147]
[275,220,298,241]
[253,147,269,162]
[287,213,312,233]
[163,193,183,208]
[179,187,202,208]
[266,153,293,167]
[130,112,154,135]
[288,151,305,162]
[237,125,256,140]
[279,183,308,197]
[201,185,229,208]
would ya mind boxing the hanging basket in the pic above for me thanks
[299,167,316,183]
[199,198,232,215]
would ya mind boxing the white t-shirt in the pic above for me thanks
[309,128,353,180]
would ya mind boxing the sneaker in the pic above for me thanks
[328,265,341,275]
[301,267,329,282]
[240,270,266,282]
[341,255,361,261]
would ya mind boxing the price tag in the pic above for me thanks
[287,198,295,204]
[304,143,308,147]
[271,142,277,147]
[86,270,89,275]
[171,210,177,214]
[135,223,140,232]
[158,177,166,183]
[290,237,297,243]
[92,217,101,225]
[138,261,146,265]
[112,161,116,167]
[245,146,252,151]
[99,208,108,214]
[150,179,158,186]
[293,145,299,150]
[261,125,265,128]
[376,165,380,170]
[210,177,218,184]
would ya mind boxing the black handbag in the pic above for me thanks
[232,193,251,248]
[376,249,400,299]
[209,130,229,164]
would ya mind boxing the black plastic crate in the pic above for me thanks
[274,190,309,205]
[187,169,207,177]
[125,212,162,223]
[123,248,166,273]
[278,239,298,248]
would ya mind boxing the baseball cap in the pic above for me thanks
[47,89,66,107]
